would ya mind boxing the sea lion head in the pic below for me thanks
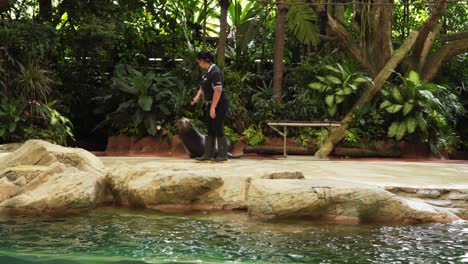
[176,117,194,132]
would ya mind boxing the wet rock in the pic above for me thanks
[248,179,460,223]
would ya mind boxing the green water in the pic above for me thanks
[0,208,466,264]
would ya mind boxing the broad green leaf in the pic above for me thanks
[324,65,340,74]
[408,70,420,85]
[143,72,155,88]
[392,88,404,103]
[50,116,57,126]
[327,105,337,116]
[388,121,399,138]
[344,87,352,95]
[308,82,322,90]
[419,90,434,100]
[317,76,326,82]
[402,102,414,116]
[349,84,358,91]
[133,110,143,126]
[335,95,345,104]
[133,77,146,95]
[406,117,417,134]
[138,95,153,112]
[353,77,369,84]
[335,89,346,96]
[113,78,138,95]
[326,75,342,85]
[325,95,335,107]
[385,104,403,114]
[380,100,392,109]
[417,115,428,131]
[396,121,407,140]
[8,123,16,133]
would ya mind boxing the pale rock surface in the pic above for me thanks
[248,179,461,223]
[107,162,304,209]
[0,140,109,212]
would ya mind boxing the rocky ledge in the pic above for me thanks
[0,140,466,223]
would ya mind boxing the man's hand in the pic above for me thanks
[210,107,216,119]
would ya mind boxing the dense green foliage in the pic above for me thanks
[0,0,466,156]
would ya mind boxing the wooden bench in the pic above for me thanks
[266,121,341,157]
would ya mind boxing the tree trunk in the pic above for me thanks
[422,38,468,82]
[0,0,9,13]
[418,23,442,73]
[315,31,419,159]
[409,0,448,71]
[38,0,52,21]
[441,31,468,42]
[272,1,289,102]
[202,0,208,49]
[216,0,230,66]
[362,0,393,74]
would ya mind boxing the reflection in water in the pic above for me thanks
[0,208,466,263]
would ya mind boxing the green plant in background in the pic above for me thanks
[16,62,60,102]
[97,64,176,137]
[224,126,241,142]
[242,126,266,146]
[309,63,371,117]
[352,103,386,143]
[380,71,442,140]
[0,97,27,143]
[380,71,464,153]
[224,68,254,132]
[295,127,316,148]
[250,80,284,127]
[24,100,74,145]
[343,128,361,146]
[0,97,74,145]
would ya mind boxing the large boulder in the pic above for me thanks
[248,179,461,223]
[107,161,304,210]
[0,140,109,212]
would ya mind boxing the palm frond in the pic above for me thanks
[286,2,319,46]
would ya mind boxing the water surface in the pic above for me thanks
[0,208,466,263]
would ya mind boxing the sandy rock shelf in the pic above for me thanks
[0,140,467,223]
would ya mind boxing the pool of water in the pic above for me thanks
[0,208,466,263]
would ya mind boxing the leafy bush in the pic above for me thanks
[224,126,241,142]
[242,126,266,146]
[380,71,464,153]
[0,97,74,145]
[309,63,371,117]
[295,127,316,148]
[0,97,27,143]
[96,64,177,137]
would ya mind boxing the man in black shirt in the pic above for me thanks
[191,51,230,162]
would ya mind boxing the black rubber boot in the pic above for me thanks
[195,136,215,162]
[214,136,228,162]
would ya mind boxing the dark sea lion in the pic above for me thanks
[176,118,240,159]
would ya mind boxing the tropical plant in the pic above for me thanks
[242,126,266,146]
[24,100,74,145]
[16,62,59,102]
[380,71,464,145]
[0,97,27,143]
[295,127,316,148]
[309,63,371,117]
[250,80,284,126]
[224,126,241,142]
[97,64,176,136]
